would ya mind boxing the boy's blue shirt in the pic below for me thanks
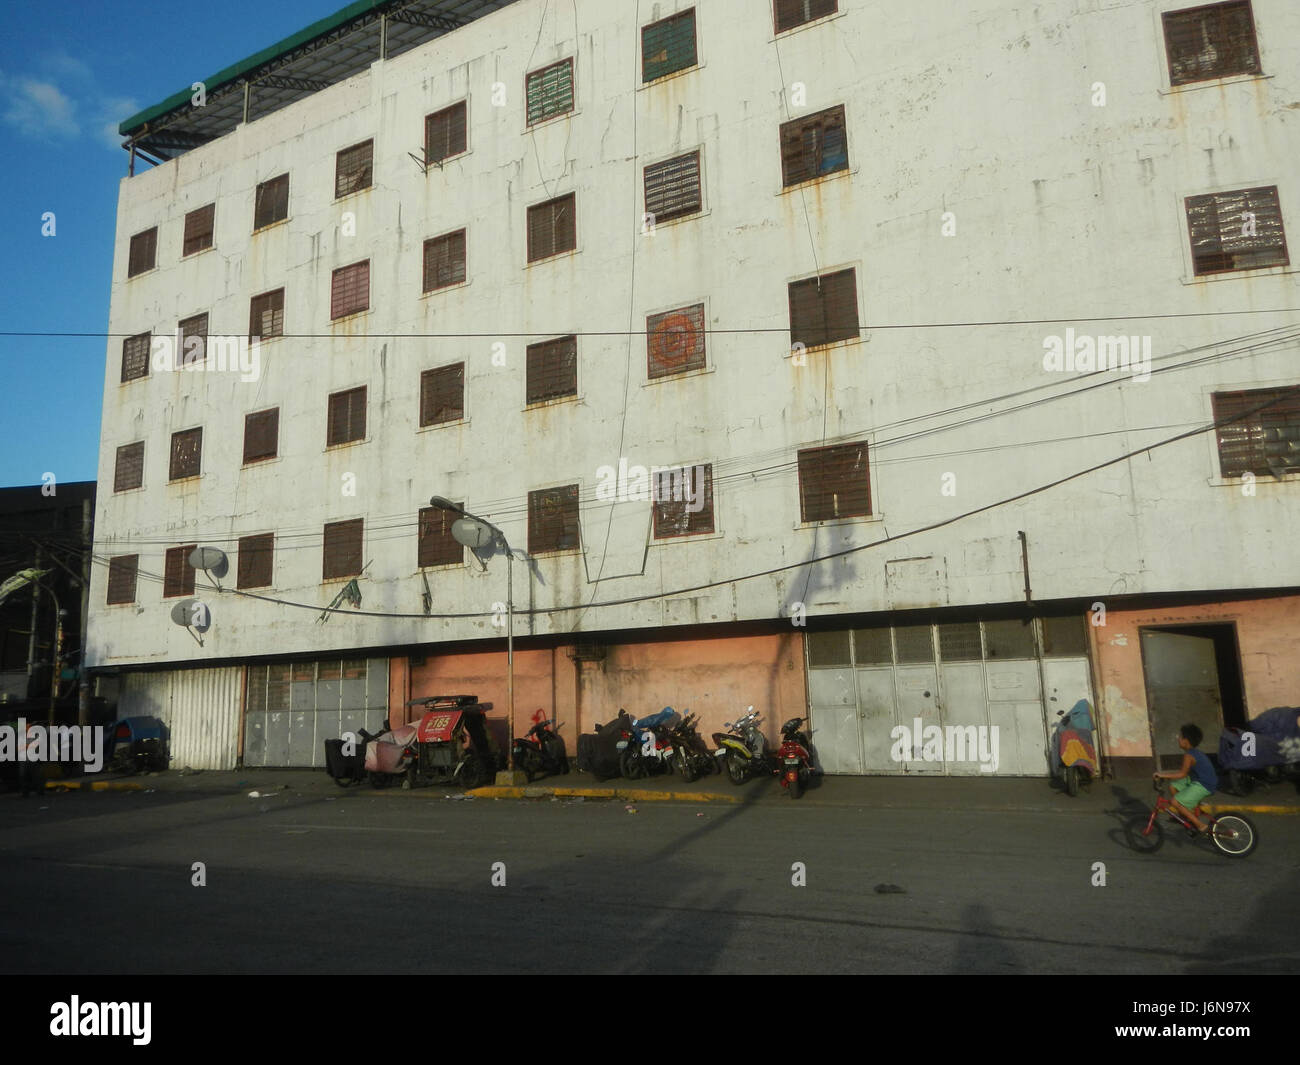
[1188,747,1217,792]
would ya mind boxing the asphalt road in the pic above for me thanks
[1,787,1297,975]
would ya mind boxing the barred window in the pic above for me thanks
[243,408,279,464]
[327,387,367,446]
[331,260,370,319]
[526,336,578,404]
[527,194,576,262]
[323,519,364,580]
[249,288,284,340]
[780,105,848,187]
[797,441,870,522]
[164,544,198,598]
[644,151,702,224]
[1163,2,1261,86]
[128,227,157,277]
[237,533,274,590]
[182,204,215,256]
[114,442,144,493]
[423,230,467,292]
[169,427,202,481]
[335,139,374,197]
[425,101,468,165]
[528,485,581,555]
[788,269,859,348]
[647,303,706,379]
[254,174,289,230]
[1185,186,1288,276]
[106,555,138,605]
[527,58,575,125]
[419,505,464,568]
[420,363,465,426]
[1212,387,1300,477]
[121,331,151,382]
[643,9,697,83]
[653,464,715,539]
[178,312,208,367]
[775,0,837,34]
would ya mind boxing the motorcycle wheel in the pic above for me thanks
[1226,769,1254,797]
[787,771,805,799]
[678,751,697,783]
[1064,765,1079,797]
[1124,815,1164,854]
[726,751,747,785]
[620,748,645,781]
[1208,814,1257,858]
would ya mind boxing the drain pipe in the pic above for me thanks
[1020,532,1054,770]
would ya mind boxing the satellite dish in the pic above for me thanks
[169,598,211,633]
[188,546,229,579]
[451,517,497,551]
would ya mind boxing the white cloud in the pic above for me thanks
[1,76,79,138]
[96,95,139,150]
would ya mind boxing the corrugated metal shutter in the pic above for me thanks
[163,544,197,598]
[121,332,151,382]
[1213,388,1300,477]
[420,363,464,425]
[182,204,215,256]
[797,441,870,521]
[330,260,370,319]
[653,464,714,538]
[178,312,208,365]
[647,303,706,378]
[644,151,702,222]
[128,227,156,277]
[423,230,466,291]
[323,519,364,579]
[419,505,464,567]
[642,9,697,82]
[169,428,202,480]
[780,105,848,186]
[255,174,289,229]
[425,101,467,163]
[526,58,574,125]
[526,335,578,403]
[335,139,373,197]
[1185,186,1288,275]
[775,0,837,33]
[114,442,144,492]
[1162,1,1260,86]
[106,555,138,605]
[237,533,274,589]
[327,387,367,445]
[788,268,859,348]
[120,667,243,771]
[243,408,278,463]
[528,484,581,554]
[527,194,576,262]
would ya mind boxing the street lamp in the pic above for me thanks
[428,496,528,774]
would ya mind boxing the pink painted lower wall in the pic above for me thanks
[1091,595,1300,759]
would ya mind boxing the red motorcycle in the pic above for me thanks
[777,717,814,799]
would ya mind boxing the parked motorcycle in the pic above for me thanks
[349,696,500,790]
[667,710,716,783]
[323,725,380,787]
[618,707,677,780]
[1218,706,1300,795]
[513,713,570,782]
[777,716,814,798]
[1052,699,1099,796]
[713,707,773,785]
[105,715,169,775]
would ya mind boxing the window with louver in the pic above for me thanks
[528,485,581,555]
[775,0,837,34]
[121,332,151,382]
[526,59,574,125]
[418,505,464,568]
[797,441,870,522]
[254,174,289,229]
[644,151,702,223]
[420,363,465,426]
[425,101,467,164]
[182,204,215,256]
[1212,387,1300,477]
[243,408,279,464]
[327,387,367,446]
[107,555,138,605]
[323,519,364,580]
[249,288,284,340]
[114,442,144,493]
[647,303,706,379]
[780,104,848,187]
[164,544,198,598]
[1163,2,1261,86]
[331,260,370,319]
[238,533,274,589]
[1185,186,1288,276]
[169,428,202,481]
[423,230,467,292]
[527,194,576,262]
[335,140,373,197]
[653,464,715,539]
[178,313,208,366]
[128,227,157,277]
[526,336,578,404]
[642,9,697,82]
[788,269,859,349]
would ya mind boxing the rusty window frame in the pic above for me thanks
[1185,186,1288,276]
[425,101,468,165]
[774,0,838,34]
[647,303,706,379]
[249,287,285,341]
[420,363,465,426]
[113,442,145,493]
[797,441,871,522]
[127,227,157,277]
[178,312,209,367]
[780,104,849,187]
[327,386,367,446]
[121,331,151,382]
[526,336,578,405]
[335,139,374,198]
[1162,2,1261,87]
[652,464,715,539]
[330,260,370,319]
[237,533,274,590]
[526,58,575,126]
[423,230,467,292]
[642,9,697,83]
[322,519,364,580]
[644,151,702,224]
[528,484,581,555]
[242,408,279,465]
[1212,387,1300,477]
[254,173,289,229]
[527,193,577,263]
[169,427,202,481]
[182,204,215,256]
[164,544,198,599]
[788,268,859,349]
[106,555,138,605]
[418,505,464,568]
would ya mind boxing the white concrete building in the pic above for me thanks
[92,0,1300,775]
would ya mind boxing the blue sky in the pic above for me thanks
[0,0,337,488]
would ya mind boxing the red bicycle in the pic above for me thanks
[1125,778,1257,858]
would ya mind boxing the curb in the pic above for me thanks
[466,785,741,803]
[44,779,146,792]
[1203,801,1300,815]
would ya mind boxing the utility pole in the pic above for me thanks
[25,544,41,700]
[79,498,91,725]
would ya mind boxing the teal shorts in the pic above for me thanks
[1171,776,1211,810]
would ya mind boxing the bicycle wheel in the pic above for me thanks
[1124,814,1164,853]
[1208,814,1257,858]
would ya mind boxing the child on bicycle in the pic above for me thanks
[1153,723,1217,832]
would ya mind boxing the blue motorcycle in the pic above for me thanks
[616,707,678,780]
[1218,706,1300,795]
